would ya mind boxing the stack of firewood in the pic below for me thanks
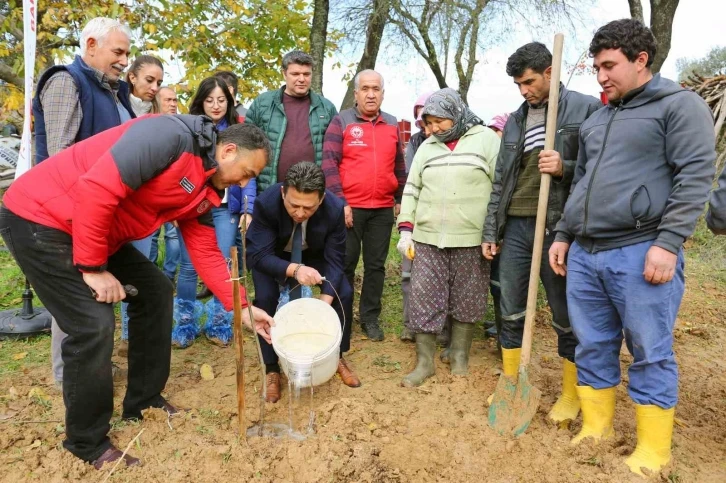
[683,74,726,173]
[0,169,14,190]
[0,137,19,190]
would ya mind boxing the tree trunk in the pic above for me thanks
[309,0,329,94]
[627,0,644,22]
[627,0,680,74]
[340,0,389,110]
[648,0,680,73]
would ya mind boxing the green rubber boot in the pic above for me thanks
[449,321,475,375]
[402,333,437,388]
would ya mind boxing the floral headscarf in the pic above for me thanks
[422,88,483,143]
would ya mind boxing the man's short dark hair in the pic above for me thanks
[214,71,239,97]
[589,19,657,68]
[282,50,314,71]
[284,161,326,198]
[217,123,271,163]
[506,42,552,77]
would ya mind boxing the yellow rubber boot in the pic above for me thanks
[571,386,616,445]
[487,347,521,405]
[548,359,581,427]
[625,404,675,477]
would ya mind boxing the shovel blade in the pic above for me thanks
[488,369,542,437]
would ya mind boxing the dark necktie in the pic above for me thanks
[290,223,303,300]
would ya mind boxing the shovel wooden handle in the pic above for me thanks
[519,33,564,369]
[231,246,246,434]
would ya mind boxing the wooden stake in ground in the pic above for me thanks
[488,32,565,437]
[230,246,246,434]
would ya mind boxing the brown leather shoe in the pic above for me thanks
[265,372,281,403]
[92,446,142,470]
[337,358,361,388]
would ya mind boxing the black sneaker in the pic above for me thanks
[362,321,384,341]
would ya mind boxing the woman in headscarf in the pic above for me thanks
[396,88,501,387]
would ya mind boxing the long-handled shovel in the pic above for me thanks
[488,32,565,437]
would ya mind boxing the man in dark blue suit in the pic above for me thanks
[246,161,359,403]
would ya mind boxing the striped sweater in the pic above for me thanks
[508,105,545,216]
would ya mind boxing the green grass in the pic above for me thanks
[686,217,726,285]
[0,335,51,377]
[0,250,25,309]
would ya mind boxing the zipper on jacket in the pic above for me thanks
[109,90,121,124]
[440,149,452,247]
[583,106,620,237]
[499,115,525,230]
[372,119,377,207]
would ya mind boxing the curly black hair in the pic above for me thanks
[589,19,657,68]
[506,42,552,78]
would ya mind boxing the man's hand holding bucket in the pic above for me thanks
[243,306,275,344]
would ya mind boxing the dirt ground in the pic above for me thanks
[1,273,725,482]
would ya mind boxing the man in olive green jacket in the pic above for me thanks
[245,50,338,194]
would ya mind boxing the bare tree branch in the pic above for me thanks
[628,0,645,23]
[454,0,487,103]
[340,0,391,109]
[0,62,24,87]
[0,13,24,41]
[390,0,448,87]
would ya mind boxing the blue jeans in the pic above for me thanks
[177,206,241,301]
[120,236,153,341]
[498,217,576,360]
[567,240,684,409]
[150,223,180,279]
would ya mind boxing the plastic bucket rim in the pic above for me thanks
[271,298,343,365]
[274,329,342,365]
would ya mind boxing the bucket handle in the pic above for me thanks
[286,278,346,363]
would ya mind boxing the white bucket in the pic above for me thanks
[271,298,342,388]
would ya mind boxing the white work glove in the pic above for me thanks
[397,231,415,260]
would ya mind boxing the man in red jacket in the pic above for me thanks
[0,115,273,469]
[322,70,406,341]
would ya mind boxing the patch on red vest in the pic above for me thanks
[180,177,195,193]
[348,125,367,147]
[197,199,211,213]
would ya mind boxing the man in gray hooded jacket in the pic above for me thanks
[549,19,715,476]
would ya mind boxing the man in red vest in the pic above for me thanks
[0,115,273,469]
[322,70,406,341]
